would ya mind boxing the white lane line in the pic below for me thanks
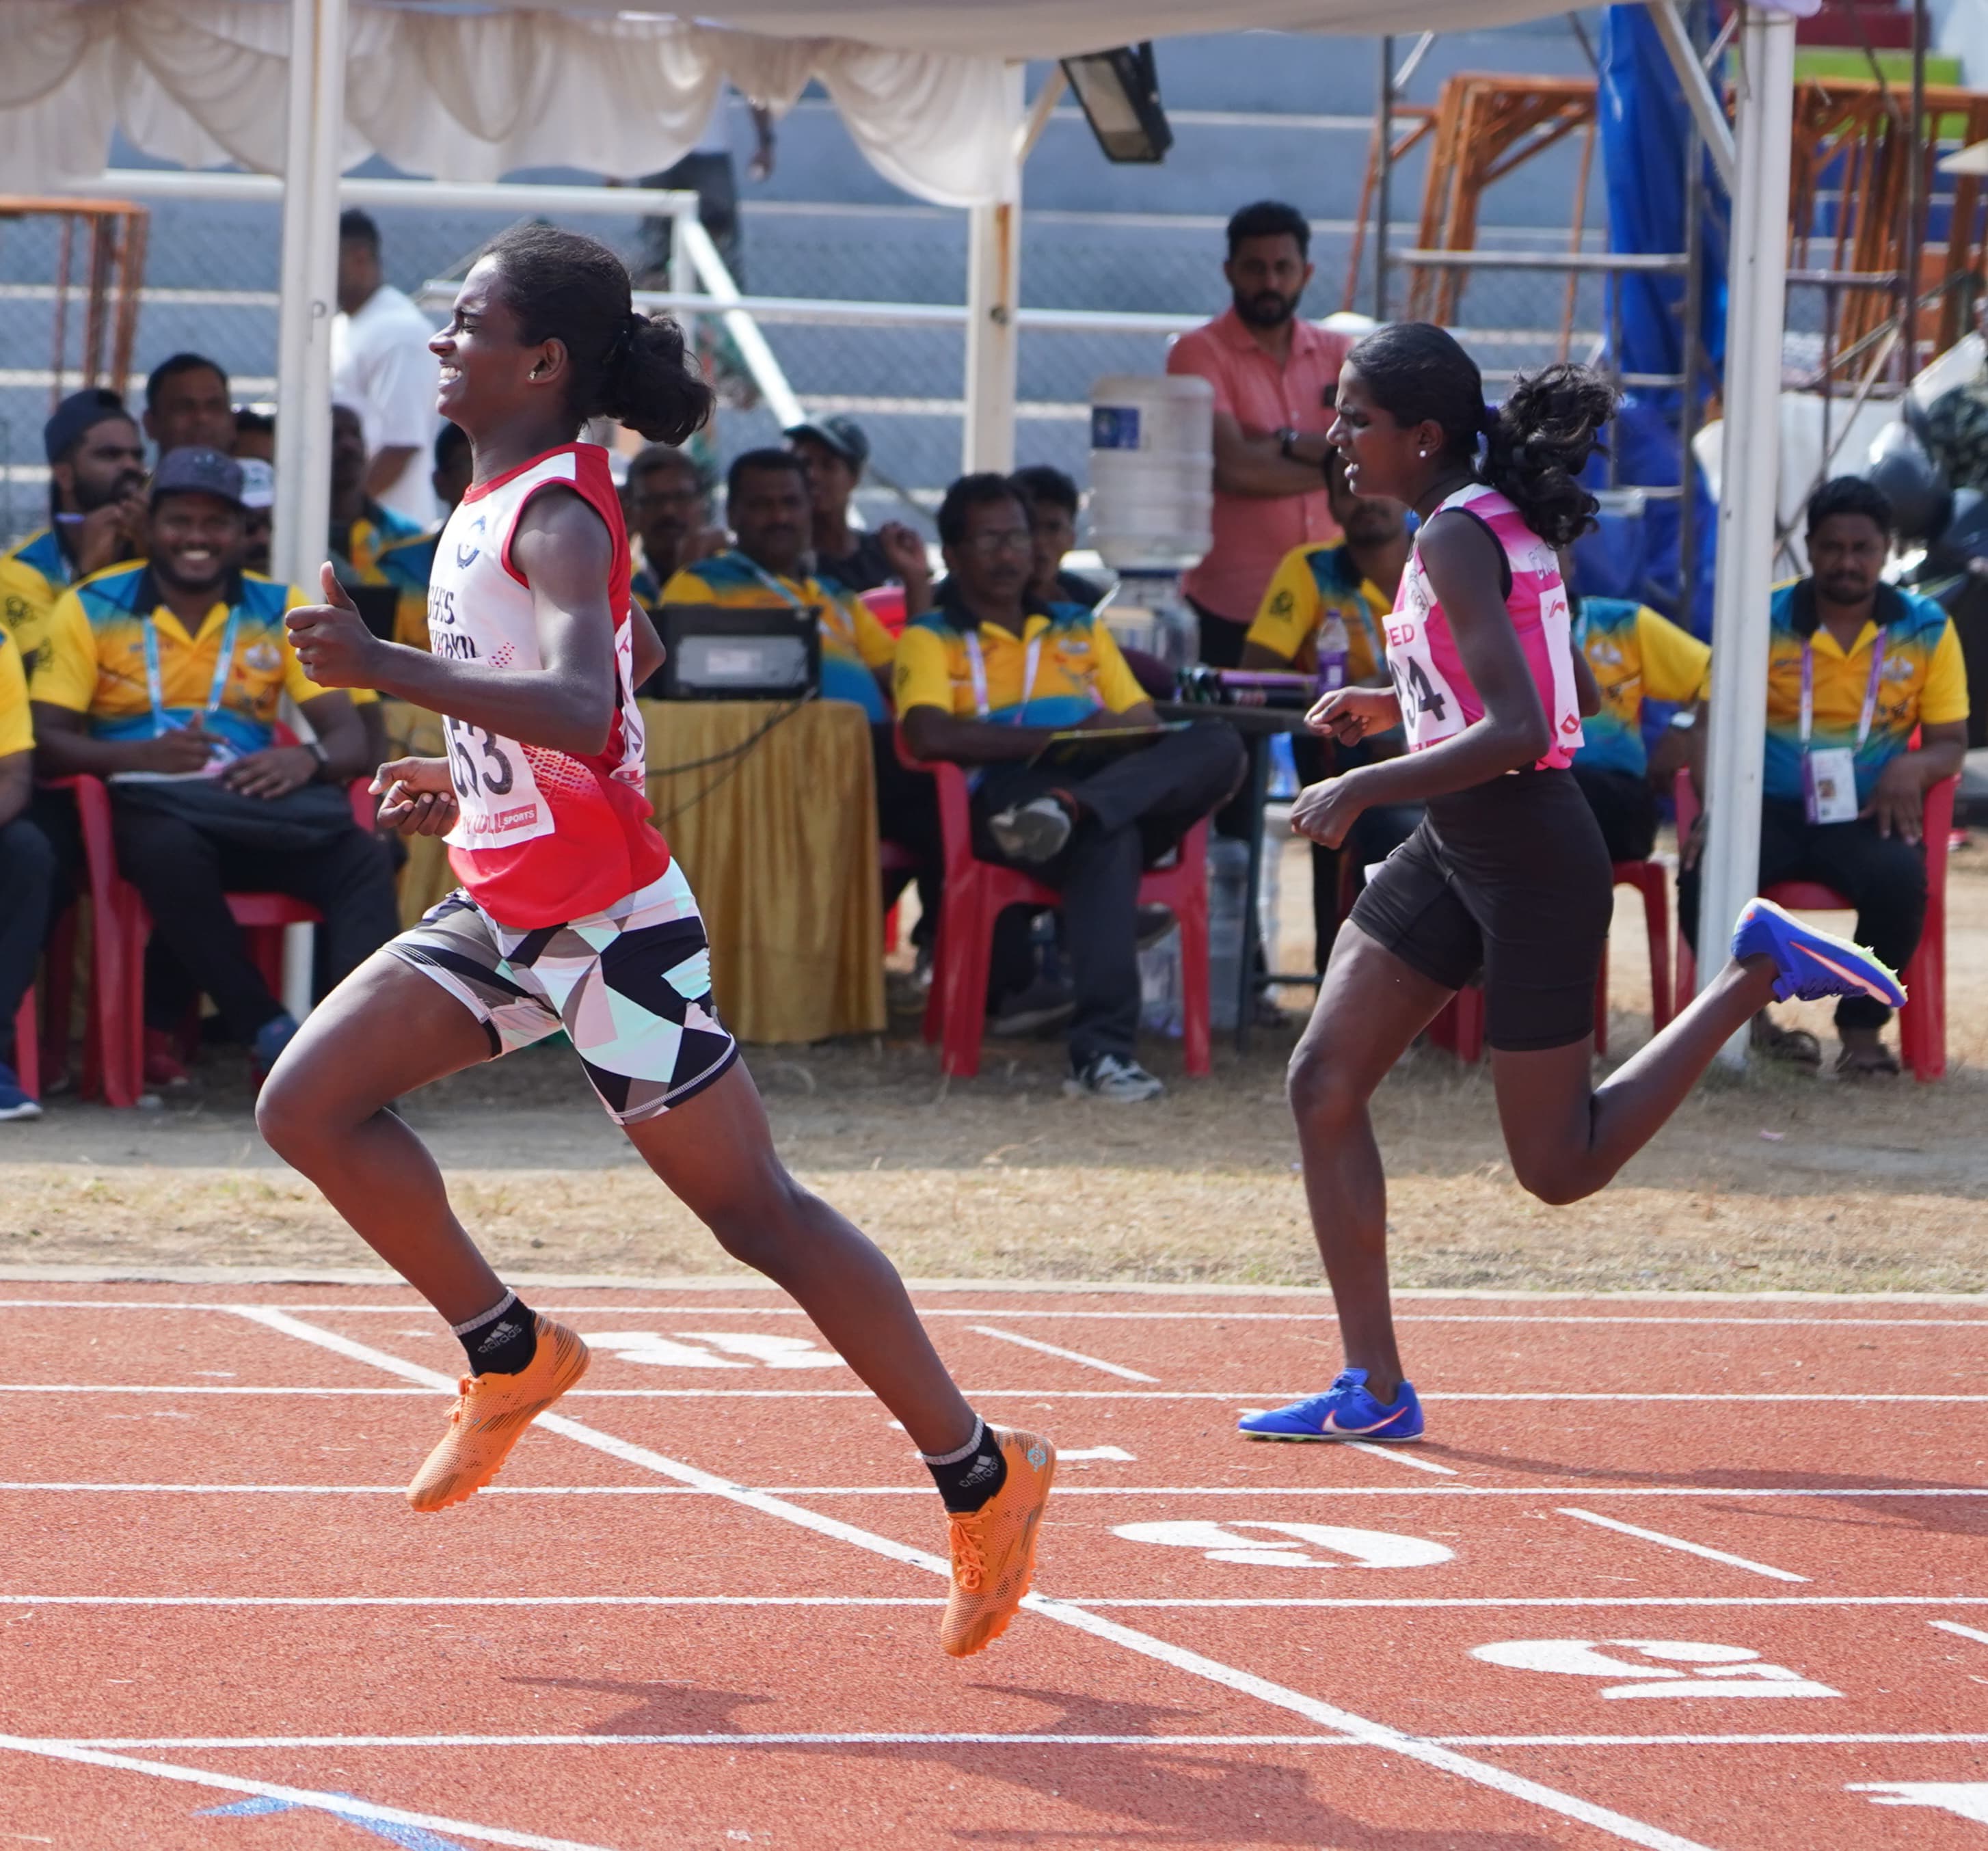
[965,1325,1159,1381]
[1343,1442,1460,1476]
[9,1593,1988,1613]
[37,1731,1988,1751]
[1557,1509,1810,1583]
[1,1480,1983,1501]
[0,1737,612,1851]
[14,1383,1988,1402]
[238,1307,1714,1851]
[1931,1619,1988,1647]
[12,1297,1988,1328]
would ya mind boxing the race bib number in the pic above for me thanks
[1386,577,1466,751]
[442,714,552,849]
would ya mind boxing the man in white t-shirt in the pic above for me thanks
[331,209,439,529]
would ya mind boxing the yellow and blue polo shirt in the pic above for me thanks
[894,591,1147,727]
[372,526,440,652]
[1760,578,1969,804]
[0,627,33,759]
[337,500,427,582]
[1572,595,1711,779]
[1244,539,1390,682]
[31,562,338,758]
[0,525,107,688]
[660,550,898,722]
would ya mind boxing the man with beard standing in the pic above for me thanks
[1166,202,1350,668]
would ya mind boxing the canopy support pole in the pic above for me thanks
[271,0,346,591]
[1648,0,1737,193]
[963,64,1027,475]
[1695,2,1796,1061]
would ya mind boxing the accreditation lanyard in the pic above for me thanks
[740,557,833,640]
[1798,634,1886,751]
[964,629,1044,723]
[143,606,241,736]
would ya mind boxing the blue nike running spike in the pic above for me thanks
[1238,1368,1424,1442]
[1731,897,1907,1009]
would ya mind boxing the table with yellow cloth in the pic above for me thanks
[384,698,885,1044]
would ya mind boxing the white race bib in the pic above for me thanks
[1385,571,1466,750]
[442,716,552,849]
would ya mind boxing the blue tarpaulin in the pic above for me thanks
[1593,1,1730,635]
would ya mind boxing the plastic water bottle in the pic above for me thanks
[1139,925,1183,1036]
[1206,836,1251,1030]
[1316,610,1351,696]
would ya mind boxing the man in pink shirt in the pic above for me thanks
[1167,201,1353,666]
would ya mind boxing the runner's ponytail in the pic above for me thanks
[1481,363,1615,548]
[482,224,713,445]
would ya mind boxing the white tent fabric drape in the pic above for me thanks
[0,1,1019,204]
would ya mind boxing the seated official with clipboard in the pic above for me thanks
[894,473,1247,1103]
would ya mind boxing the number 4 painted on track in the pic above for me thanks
[1471,1639,1840,1699]
[584,1331,843,1370]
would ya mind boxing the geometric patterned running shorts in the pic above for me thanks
[386,861,738,1126]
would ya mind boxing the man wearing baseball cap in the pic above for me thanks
[0,388,148,685]
[29,446,398,1084]
[785,414,932,611]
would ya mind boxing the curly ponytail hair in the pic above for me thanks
[1344,322,1615,547]
[1482,362,1616,548]
[480,224,713,445]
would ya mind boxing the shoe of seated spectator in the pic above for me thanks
[988,796,1073,864]
[142,1029,192,1091]
[0,1062,40,1122]
[986,977,1076,1038]
[1063,1052,1165,1103]
[250,1013,300,1081]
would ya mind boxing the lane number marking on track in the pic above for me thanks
[1470,1639,1841,1699]
[1114,1519,1453,1570]
[580,1332,843,1370]
[1851,1784,1988,1825]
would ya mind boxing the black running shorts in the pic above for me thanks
[1347,768,1614,1052]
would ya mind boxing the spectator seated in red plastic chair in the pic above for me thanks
[895,473,1246,1104]
[1567,580,1710,861]
[1241,449,1422,969]
[27,446,399,1086]
[1677,475,1969,1077]
[0,626,53,1120]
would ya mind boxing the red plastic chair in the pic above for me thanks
[860,585,909,637]
[898,733,1211,1080]
[11,988,37,1100]
[49,770,375,1105]
[1673,769,1955,1081]
[1425,860,1674,1066]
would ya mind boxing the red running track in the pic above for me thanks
[3,1281,1988,1849]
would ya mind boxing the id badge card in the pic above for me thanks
[1802,746,1859,825]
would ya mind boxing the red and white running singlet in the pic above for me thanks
[427,442,669,927]
[1384,482,1584,771]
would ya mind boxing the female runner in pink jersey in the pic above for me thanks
[271,226,1051,1657]
[1241,323,1907,1445]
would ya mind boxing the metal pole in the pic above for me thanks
[1374,37,1394,322]
[1902,0,1929,382]
[963,64,1025,474]
[1696,3,1797,1062]
[270,0,346,593]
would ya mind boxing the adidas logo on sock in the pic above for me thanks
[957,1452,1001,1489]
[477,1319,522,1353]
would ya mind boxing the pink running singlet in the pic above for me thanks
[1384,482,1584,771]
[427,442,670,928]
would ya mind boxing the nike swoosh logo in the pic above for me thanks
[1795,941,1898,1003]
[1321,1406,1410,1435]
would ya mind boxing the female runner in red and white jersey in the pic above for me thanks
[1241,323,1908,1446]
[271,226,1051,1658]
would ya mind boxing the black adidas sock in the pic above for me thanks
[921,1416,1008,1513]
[453,1290,538,1376]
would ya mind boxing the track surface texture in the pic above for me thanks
[3,1280,1987,1849]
